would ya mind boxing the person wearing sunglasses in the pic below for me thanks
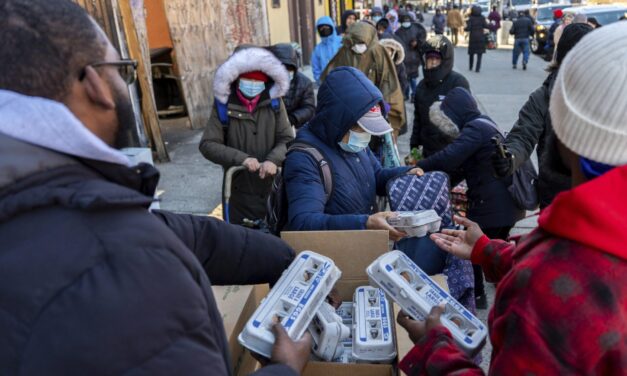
[0,1,309,375]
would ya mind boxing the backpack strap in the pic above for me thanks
[270,98,281,113]
[215,98,229,126]
[288,142,333,202]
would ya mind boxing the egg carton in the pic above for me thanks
[352,286,397,364]
[309,302,351,361]
[238,251,342,358]
[332,342,356,364]
[387,210,442,238]
[366,251,487,354]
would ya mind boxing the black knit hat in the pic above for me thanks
[555,23,594,65]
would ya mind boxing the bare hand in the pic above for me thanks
[429,215,484,260]
[242,157,260,173]
[397,305,445,344]
[407,167,424,176]
[367,211,406,242]
[270,324,312,374]
[259,161,278,179]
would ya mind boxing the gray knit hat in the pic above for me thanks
[550,23,627,166]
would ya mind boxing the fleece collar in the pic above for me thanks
[0,90,131,167]
[538,165,627,261]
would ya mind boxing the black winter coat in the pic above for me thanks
[411,71,470,156]
[284,72,316,128]
[510,16,535,39]
[269,43,316,129]
[418,106,523,229]
[504,72,570,208]
[466,11,489,55]
[0,134,296,376]
[395,23,427,77]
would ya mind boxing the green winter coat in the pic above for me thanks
[321,22,406,134]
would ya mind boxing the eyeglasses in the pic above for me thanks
[81,59,138,85]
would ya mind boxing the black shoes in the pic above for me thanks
[512,64,517,69]
[523,63,527,70]
[475,293,488,309]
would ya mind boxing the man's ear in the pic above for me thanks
[82,66,115,110]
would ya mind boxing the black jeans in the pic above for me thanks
[469,53,483,72]
[473,226,512,296]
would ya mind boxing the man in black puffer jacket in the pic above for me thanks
[509,10,535,69]
[269,43,316,130]
[395,10,427,101]
[493,24,593,208]
[411,35,470,157]
[0,1,311,375]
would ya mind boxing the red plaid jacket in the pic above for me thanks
[400,166,627,375]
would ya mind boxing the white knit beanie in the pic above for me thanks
[550,22,627,166]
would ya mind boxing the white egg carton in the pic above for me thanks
[238,251,342,358]
[366,251,487,354]
[332,342,356,364]
[352,286,397,363]
[387,210,442,238]
[309,302,351,361]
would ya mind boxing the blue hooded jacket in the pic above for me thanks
[311,16,342,83]
[417,88,523,228]
[284,67,409,231]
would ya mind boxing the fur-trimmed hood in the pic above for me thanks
[429,101,460,140]
[379,38,405,65]
[213,47,289,104]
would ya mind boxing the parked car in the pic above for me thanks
[563,4,627,26]
[531,3,572,54]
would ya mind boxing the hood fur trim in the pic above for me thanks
[213,47,290,103]
[379,38,405,65]
[429,101,460,139]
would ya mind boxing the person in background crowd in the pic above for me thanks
[447,5,464,45]
[587,16,601,28]
[371,6,384,23]
[493,24,593,208]
[573,13,588,24]
[413,87,524,308]
[553,12,574,48]
[411,35,470,157]
[311,16,342,84]
[545,9,564,58]
[400,23,627,375]
[376,17,394,37]
[323,22,406,137]
[269,43,316,132]
[339,9,357,35]
[433,8,447,35]
[396,10,427,101]
[200,47,293,224]
[380,38,409,105]
[488,6,502,47]
[284,67,422,240]
[0,0,309,374]
[415,8,426,23]
[383,4,390,14]
[466,5,489,73]
[387,9,400,32]
[510,10,534,70]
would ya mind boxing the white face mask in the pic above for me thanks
[352,43,368,54]
[288,71,295,81]
[401,22,412,28]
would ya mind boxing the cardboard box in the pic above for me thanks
[212,284,268,376]
[232,231,450,376]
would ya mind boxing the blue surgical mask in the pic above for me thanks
[401,22,412,28]
[338,130,372,153]
[288,71,295,81]
[239,79,265,98]
[373,16,383,23]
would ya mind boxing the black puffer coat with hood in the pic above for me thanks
[269,43,316,129]
[0,91,296,375]
[411,35,470,156]
[395,10,427,78]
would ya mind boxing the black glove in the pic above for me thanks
[491,139,515,178]
[288,115,297,127]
